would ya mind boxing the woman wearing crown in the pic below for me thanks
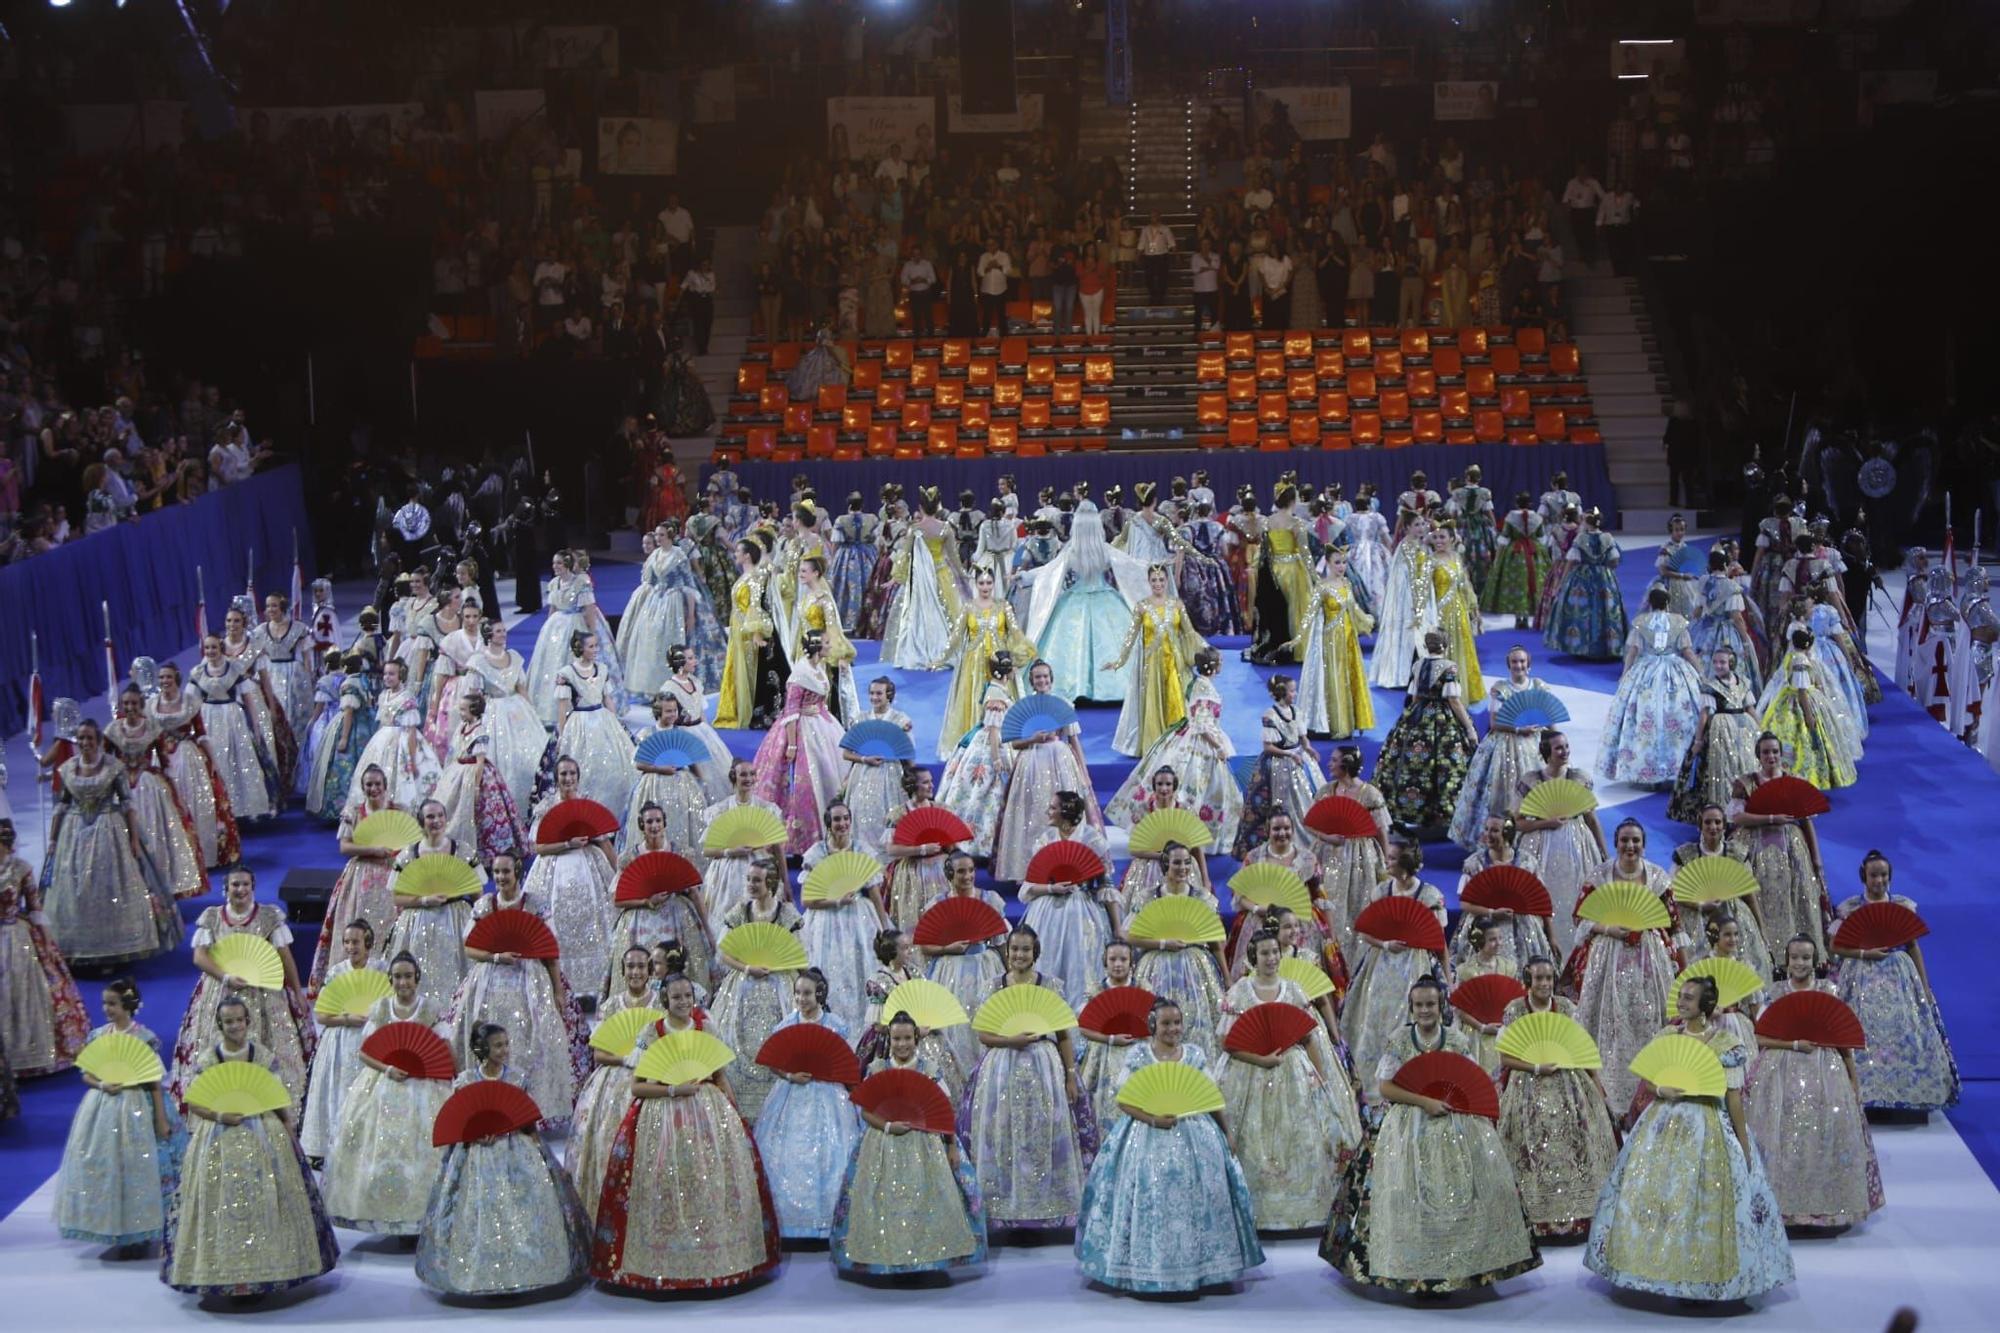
[167,867,312,1111]
[1562,820,1681,1111]
[1831,851,1960,1112]
[1496,955,1618,1237]
[1289,550,1375,742]
[1020,501,1151,705]
[526,549,623,725]
[882,486,966,674]
[932,566,1036,760]
[1248,484,1314,666]
[791,552,860,725]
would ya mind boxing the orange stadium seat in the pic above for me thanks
[1318,391,1350,424]
[1458,328,1489,357]
[1283,331,1313,361]
[806,425,837,458]
[736,364,766,394]
[940,339,970,368]
[1473,409,1505,443]
[884,343,913,371]
[1227,415,1258,448]
[758,384,789,413]
[967,359,997,388]
[1347,369,1378,402]
[851,361,881,391]
[1198,393,1228,426]
[1315,348,1345,381]
[1227,371,1257,403]
[1256,350,1285,382]
[1196,351,1226,383]
[992,378,1023,407]
[1550,344,1581,376]
[1413,410,1445,444]
[1400,329,1431,360]
[1535,408,1568,442]
[816,384,846,412]
[1289,414,1319,448]
[988,421,1019,453]
[1350,412,1382,447]
[909,359,937,390]
[933,380,964,410]
[1287,370,1317,403]
[1342,329,1372,360]
[961,400,990,431]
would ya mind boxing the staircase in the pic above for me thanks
[1568,269,1675,529]
[1109,93,1201,442]
[678,223,759,476]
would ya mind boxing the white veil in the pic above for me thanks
[1022,501,1153,642]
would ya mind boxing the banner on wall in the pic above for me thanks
[1106,0,1132,107]
[541,25,620,73]
[826,97,936,162]
[597,117,678,175]
[946,93,1045,133]
[1253,85,1352,141]
[1434,81,1501,121]
[474,89,547,140]
[690,67,737,124]
[252,103,426,143]
[1610,40,1686,79]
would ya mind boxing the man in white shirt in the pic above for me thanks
[1561,164,1606,264]
[1596,184,1638,275]
[533,253,568,327]
[656,192,695,275]
[875,144,909,187]
[681,256,716,353]
[1189,240,1220,330]
[977,240,1012,337]
[1138,214,1176,305]
[1242,173,1274,214]
[900,246,939,336]
[1254,245,1294,330]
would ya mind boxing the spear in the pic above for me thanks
[102,601,117,712]
[195,565,209,641]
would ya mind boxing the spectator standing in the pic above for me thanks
[657,193,696,277]
[1190,237,1220,331]
[1562,163,1605,265]
[1598,183,1639,276]
[900,246,940,336]
[1256,242,1294,330]
[1078,243,1110,335]
[681,257,716,355]
[1138,213,1176,306]
[1050,234,1079,334]
[977,239,1013,337]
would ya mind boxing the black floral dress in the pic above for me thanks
[1372,655,1474,834]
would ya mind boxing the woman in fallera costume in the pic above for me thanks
[298,919,379,1163]
[749,629,848,857]
[429,690,530,864]
[1496,956,1619,1238]
[167,867,312,1109]
[1511,729,1606,958]
[1018,791,1117,1007]
[462,619,555,814]
[149,659,242,866]
[932,568,1034,759]
[709,860,803,1122]
[553,631,636,819]
[1020,501,1150,704]
[0,821,87,1077]
[1373,631,1479,837]
[526,549,623,726]
[752,969,862,1240]
[53,978,183,1252]
[716,537,788,731]
[1729,732,1834,958]
[102,686,205,902]
[445,851,580,1123]
[993,660,1103,881]
[1563,820,1680,1112]
[190,632,281,821]
[933,652,1019,860]
[384,800,482,1008]
[797,801,887,1033]
[1543,508,1626,660]
[348,657,439,813]
[1340,842,1451,1101]
[1233,674,1325,858]
[1106,563,1207,758]
[1450,647,1549,850]
[1105,646,1242,852]
[1831,850,1960,1112]
[1291,550,1375,741]
[1668,646,1763,825]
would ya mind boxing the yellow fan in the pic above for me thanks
[314,967,392,1018]
[1628,1033,1726,1099]
[1228,863,1313,916]
[633,1029,734,1085]
[185,1061,291,1116]
[1116,1061,1226,1118]
[1125,896,1227,945]
[970,984,1078,1039]
[703,805,786,853]
[881,978,969,1030]
[1673,957,1764,1013]
[75,1031,166,1087]
[397,853,484,900]
[351,808,421,850]
[719,922,809,972]
[1671,856,1759,905]
[1496,1011,1602,1070]
[1577,882,1672,932]
[1277,957,1335,1002]
[589,1008,666,1057]
[1517,777,1597,822]
[1128,808,1213,855]
[801,850,883,903]
[207,933,285,990]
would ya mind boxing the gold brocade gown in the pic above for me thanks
[1264,526,1314,646]
[1112,598,1206,758]
[1296,579,1376,739]
[935,602,1035,758]
[716,571,775,729]
[1430,556,1487,705]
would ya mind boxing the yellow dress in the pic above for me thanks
[1428,554,1487,705]
[715,571,775,729]
[1112,598,1206,757]
[1295,579,1376,738]
[935,602,1036,758]
[1264,526,1314,646]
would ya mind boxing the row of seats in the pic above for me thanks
[717,420,1119,464]
[1197,407,1603,451]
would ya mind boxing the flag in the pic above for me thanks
[195,565,209,641]
[102,602,118,711]
[289,549,306,616]
[29,670,43,751]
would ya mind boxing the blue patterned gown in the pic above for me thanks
[53,1022,184,1245]
[1544,530,1627,659]
[828,511,880,634]
[751,1010,862,1239]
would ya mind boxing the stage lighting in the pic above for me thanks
[48,0,74,8]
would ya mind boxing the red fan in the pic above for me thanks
[1391,1050,1500,1121]
[431,1080,540,1147]
[1353,897,1448,954]
[464,908,560,960]
[912,897,1008,949]
[1755,991,1867,1050]
[1078,986,1157,1040]
[1222,1002,1320,1058]
[756,1024,863,1086]
[893,807,975,849]
[1304,795,1379,841]
[1742,775,1830,819]
[1450,974,1528,1027]
[615,851,704,903]
[851,1068,956,1135]
[1832,901,1929,952]
[1460,865,1553,918]
[361,1022,456,1080]
[536,798,619,844]
[1024,839,1107,886]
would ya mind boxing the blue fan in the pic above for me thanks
[1665,543,1706,576]
[841,719,916,762]
[635,729,710,769]
[1229,755,1263,791]
[1492,686,1570,730]
[1000,694,1078,742]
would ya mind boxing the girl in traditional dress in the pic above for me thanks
[218,603,298,794]
[1600,586,1707,786]
[431,691,530,865]
[349,658,440,812]
[1230,814,1340,982]
[1452,466,1499,592]
[881,766,953,930]
[1544,509,1626,659]
[710,860,803,1121]
[150,661,240,866]
[299,919,379,1163]
[1106,647,1242,850]
[1496,956,1618,1237]
[840,676,916,842]
[622,694,711,857]
[883,488,966,673]
[307,768,400,994]
[994,660,1102,880]
[1323,976,1541,1294]
[1021,502,1149,703]
[1291,551,1375,741]
[828,493,880,631]
[855,928,968,1100]
[752,969,862,1239]
[1750,934,1884,1227]
[571,959,690,1225]
[1373,632,1480,836]
[1128,845,1228,1055]
[1729,733,1833,958]
[191,633,281,820]
[1114,765,1208,913]
[1653,513,1702,617]
[162,996,339,1298]
[615,804,715,991]
[701,758,787,934]
[859,485,908,641]
[1216,930,1361,1229]
[1690,547,1764,695]
[1564,820,1680,1111]
[792,554,861,724]
[424,598,484,760]
[921,852,1011,1072]
[962,928,1094,1232]
[589,1021,780,1293]
[527,550,623,724]
[1832,851,1960,1112]
[1758,628,1859,790]
[1674,811,1776,980]
[748,630,847,856]
[933,652,1017,859]
[103,687,204,901]
[308,652,375,821]
[1454,918,1518,1075]
[1249,485,1315,666]
[932,568,1034,758]
[463,620,552,814]
[1076,941,1144,1129]
[384,800,482,1008]
[54,978,182,1251]
[43,720,179,969]
[1341,844,1452,1102]
[1311,748,1392,966]
[168,866,312,1108]
[0,822,87,1076]
[1451,815,1555,967]
[624,525,727,700]
[1233,674,1325,858]
[1107,563,1207,758]
[322,952,454,1235]
[1668,647,1763,824]
[415,1023,592,1299]
[1512,730,1606,958]
[446,852,579,1122]
[1584,977,1794,1301]
[1076,997,1263,1293]
[1537,505,1583,628]
[553,631,636,818]
[716,539,786,730]
[1449,647,1550,849]
[798,802,887,1033]
[834,1011,988,1277]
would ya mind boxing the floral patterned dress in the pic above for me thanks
[1544,529,1626,659]
[1105,675,1243,852]
[1832,893,1960,1111]
[1495,995,1619,1237]
[1373,654,1474,832]
[0,853,89,1076]
[1233,702,1325,857]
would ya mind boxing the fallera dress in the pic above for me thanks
[751,1009,863,1239]
[1746,977,1884,1226]
[53,1020,184,1246]
[1598,611,1706,786]
[1495,994,1619,1237]
[1448,675,1551,849]
[1832,893,1960,1111]
[1543,530,1627,659]
[831,1053,987,1277]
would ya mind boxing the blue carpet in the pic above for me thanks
[6,536,1999,1221]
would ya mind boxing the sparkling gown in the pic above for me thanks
[1340,880,1451,1102]
[992,702,1103,883]
[1373,655,1475,832]
[1448,676,1550,849]
[828,510,880,632]
[308,673,374,822]
[190,659,280,820]
[1514,767,1601,958]
[1130,890,1228,1056]
[1106,676,1244,855]
[1233,704,1325,857]
[1598,611,1706,786]
[430,722,530,865]
[53,1020,184,1245]
[297,958,380,1161]
[0,853,88,1076]
[527,573,623,724]
[150,691,240,867]
[349,683,441,812]
[831,1086,987,1275]
[1495,995,1619,1236]
[307,808,399,995]
[1746,977,1884,1226]
[934,682,1014,860]
[1728,773,1833,959]
[101,717,205,901]
[622,545,727,698]
[1832,893,1960,1111]
[1563,869,1680,1111]
[958,988,1094,1230]
[443,893,580,1124]
[555,662,637,817]
[884,529,961,672]
[797,840,885,1033]
[1034,570,1138,703]
[167,903,313,1109]
[749,662,848,856]
[461,650,553,817]
[322,1002,453,1234]
[1667,672,1762,825]
[1294,578,1376,740]
[383,838,479,1008]
[43,759,178,968]
[934,603,1033,759]
[752,1010,863,1238]
[1690,571,1765,694]
[709,897,804,1121]
[521,815,617,1004]
[1483,509,1545,622]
